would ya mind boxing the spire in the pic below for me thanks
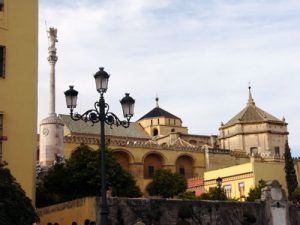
[155,95,159,108]
[247,83,255,106]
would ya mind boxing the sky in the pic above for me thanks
[38,0,300,156]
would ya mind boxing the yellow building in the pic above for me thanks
[59,107,208,193]
[0,0,38,200]
[204,158,286,200]
[38,197,97,225]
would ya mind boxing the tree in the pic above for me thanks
[291,187,300,202]
[146,169,187,198]
[246,179,266,202]
[199,186,227,200]
[36,144,142,207]
[0,162,39,225]
[284,140,298,200]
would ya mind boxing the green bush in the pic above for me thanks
[199,186,227,200]
[177,191,197,200]
[291,187,300,201]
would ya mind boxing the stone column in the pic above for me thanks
[47,27,58,117]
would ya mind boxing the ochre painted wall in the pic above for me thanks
[37,197,97,225]
[253,160,286,191]
[0,0,38,200]
[64,141,206,194]
[204,163,255,200]
[204,160,287,200]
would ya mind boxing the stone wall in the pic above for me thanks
[289,204,300,225]
[38,196,300,225]
[100,198,265,225]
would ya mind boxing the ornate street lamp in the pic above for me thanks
[64,67,135,225]
[216,176,223,187]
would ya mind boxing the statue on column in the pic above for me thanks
[47,27,58,63]
[47,27,58,51]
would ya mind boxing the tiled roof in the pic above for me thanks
[223,89,283,128]
[59,114,150,139]
[138,106,180,121]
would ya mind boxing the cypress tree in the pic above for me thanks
[284,140,298,200]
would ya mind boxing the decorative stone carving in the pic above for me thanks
[261,180,289,225]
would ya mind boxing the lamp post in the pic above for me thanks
[64,67,135,225]
[216,176,223,188]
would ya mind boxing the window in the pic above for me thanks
[0,114,3,162]
[0,0,4,11]
[152,128,158,136]
[238,182,245,199]
[0,46,5,78]
[275,147,280,157]
[148,166,154,178]
[224,185,232,199]
[179,167,185,176]
[250,147,257,156]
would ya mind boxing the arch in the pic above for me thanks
[112,150,131,171]
[171,128,176,132]
[152,128,158,136]
[250,147,258,156]
[72,222,78,225]
[143,153,165,178]
[112,148,134,162]
[176,155,194,178]
[84,219,90,225]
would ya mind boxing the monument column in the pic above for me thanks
[39,27,64,167]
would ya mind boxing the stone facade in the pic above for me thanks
[37,180,300,225]
[219,87,288,158]
[38,89,291,196]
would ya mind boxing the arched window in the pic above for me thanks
[71,222,77,225]
[153,128,158,136]
[171,128,175,132]
[84,219,90,225]
[144,153,164,178]
[112,151,130,171]
[54,223,59,225]
[47,223,53,225]
[250,147,258,156]
[176,155,194,178]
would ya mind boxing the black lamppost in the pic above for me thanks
[64,67,135,225]
[216,176,223,188]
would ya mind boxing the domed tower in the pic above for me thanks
[138,97,188,138]
[219,86,288,158]
[39,27,64,166]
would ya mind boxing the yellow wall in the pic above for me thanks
[64,140,206,193]
[37,197,96,225]
[253,160,286,191]
[204,163,254,200]
[0,0,38,200]
[204,160,286,200]
[139,117,188,137]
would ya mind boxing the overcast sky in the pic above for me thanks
[38,0,300,156]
